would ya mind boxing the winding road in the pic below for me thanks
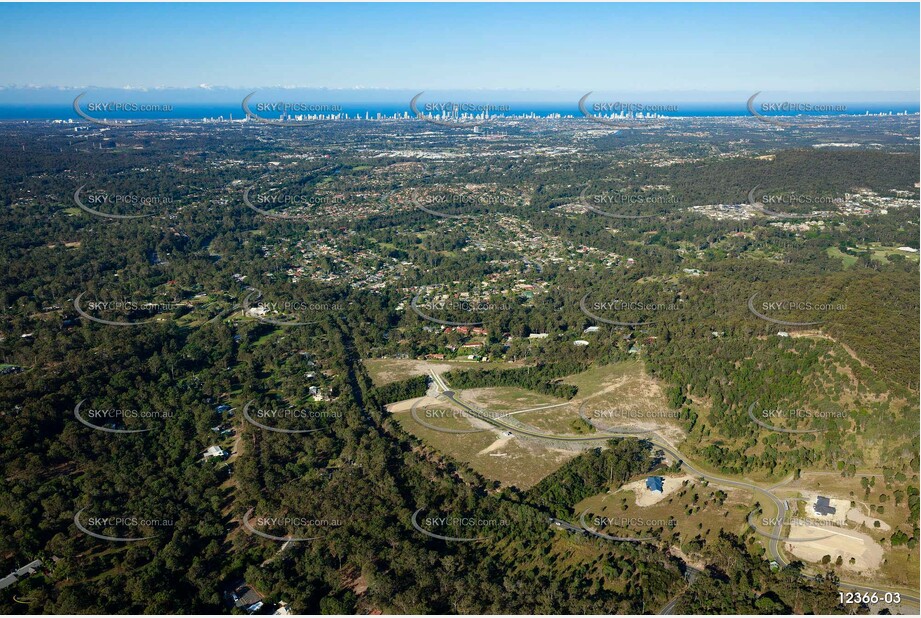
[426,370,921,614]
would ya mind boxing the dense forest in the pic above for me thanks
[0,119,917,613]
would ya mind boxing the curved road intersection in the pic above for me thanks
[424,371,920,614]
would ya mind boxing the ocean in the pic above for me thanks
[0,102,917,121]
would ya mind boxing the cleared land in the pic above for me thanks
[533,361,686,444]
[785,524,884,572]
[388,395,580,489]
[777,473,917,588]
[619,475,694,507]
[364,357,519,386]
[382,360,686,489]
[576,475,755,546]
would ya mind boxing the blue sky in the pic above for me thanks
[0,3,918,96]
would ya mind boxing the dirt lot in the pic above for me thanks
[785,523,884,572]
[388,395,580,489]
[617,475,694,506]
[364,358,457,386]
[364,357,518,386]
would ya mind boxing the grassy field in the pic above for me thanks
[363,357,520,386]
[554,361,685,442]
[827,246,859,268]
[827,244,919,267]
[460,386,565,412]
[389,396,580,489]
[575,473,755,552]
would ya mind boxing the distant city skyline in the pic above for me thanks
[0,3,918,95]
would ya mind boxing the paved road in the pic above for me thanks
[548,517,584,534]
[429,371,921,613]
[658,595,681,615]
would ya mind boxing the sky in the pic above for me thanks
[0,2,918,98]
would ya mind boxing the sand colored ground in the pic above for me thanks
[367,359,457,385]
[785,523,884,572]
[617,475,694,506]
[386,396,428,414]
[477,435,514,455]
[387,396,579,489]
[847,507,891,531]
[364,357,518,386]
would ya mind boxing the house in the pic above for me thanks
[646,476,664,493]
[245,305,269,318]
[814,496,837,517]
[227,582,264,612]
[0,559,43,591]
[203,445,227,460]
[528,333,549,339]
[445,326,488,336]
